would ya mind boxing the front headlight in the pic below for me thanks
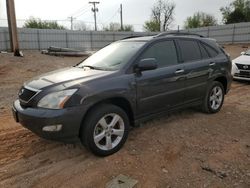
[37,89,78,109]
[232,62,238,70]
[231,62,239,76]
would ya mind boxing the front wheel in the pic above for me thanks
[80,104,129,156]
[202,81,225,113]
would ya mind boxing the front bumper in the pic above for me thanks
[233,75,250,81]
[12,100,87,143]
[232,64,250,81]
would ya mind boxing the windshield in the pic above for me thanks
[245,50,250,56]
[77,41,145,71]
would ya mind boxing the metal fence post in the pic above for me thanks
[90,31,93,51]
[37,29,40,50]
[5,29,9,50]
[112,32,115,42]
[232,24,236,44]
[66,31,69,48]
[249,24,250,43]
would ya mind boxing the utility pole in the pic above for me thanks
[120,4,123,31]
[6,0,22,56]
[68,16,75,30]
[89,1,99,31]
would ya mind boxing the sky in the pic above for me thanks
[0,0,233,31]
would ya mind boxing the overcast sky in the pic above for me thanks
[0,0,233,30]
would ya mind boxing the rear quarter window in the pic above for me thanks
[199,43,210,59]
[201,43,219,57]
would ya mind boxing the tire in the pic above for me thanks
[80,104,130,156]
[202,81,225,114]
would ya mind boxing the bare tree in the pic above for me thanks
[144,0,175,32]
[162,1,175,30]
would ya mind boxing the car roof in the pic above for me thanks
[121,33,220,53]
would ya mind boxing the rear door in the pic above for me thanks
[177,39,212,103]
[135,40,186,116]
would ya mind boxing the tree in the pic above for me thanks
[184,12,217,29]
[103,22,134,31]
[24,17,66,30]
[144,20,161,32]
[122,25,134,32]
[144,0,175,32]
[74,21,90,31]
[220,0,250,24]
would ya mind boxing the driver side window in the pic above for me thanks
[141,40,178,68]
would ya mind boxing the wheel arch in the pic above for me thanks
[79,97,135,137]
[214,76,228,93]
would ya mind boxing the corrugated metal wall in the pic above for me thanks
[185,22,250,43]
[0,28,155,51]
[0,22,250,51]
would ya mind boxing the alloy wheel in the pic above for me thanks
[93,113,125,151]
[209,86,223,110]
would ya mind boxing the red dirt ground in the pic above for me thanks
[0,45,249,188]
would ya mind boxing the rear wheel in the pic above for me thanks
[202,81,225,113]
[80,104,129,156]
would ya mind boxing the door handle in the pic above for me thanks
[175,69,184,74]
[209,62,216,66]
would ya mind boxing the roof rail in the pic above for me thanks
[122,35,143,40]
[155,32,205,38]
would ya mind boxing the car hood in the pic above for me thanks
[232,55,250,65]
[24,67,113,90]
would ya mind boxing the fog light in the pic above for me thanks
[42,125,62,132]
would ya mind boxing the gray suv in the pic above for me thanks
[12,32,232,156]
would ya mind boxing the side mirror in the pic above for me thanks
[136,58,157,72]
[241,51,246,55]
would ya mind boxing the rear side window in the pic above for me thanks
[178,40,201,62]
[141,40,178,68]
[202,43,218,57]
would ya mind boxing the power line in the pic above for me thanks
[74,8,91,18]
[103,8,120,24]
[68,3,89,17]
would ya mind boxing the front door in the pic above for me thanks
[135,40,186,117]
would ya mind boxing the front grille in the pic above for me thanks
[18,87,37,102]
[234,71,250,78]
[235,63,250,70]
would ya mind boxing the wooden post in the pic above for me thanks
[6,0,22,56]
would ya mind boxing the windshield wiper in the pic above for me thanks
[78,65,103,70]
[76,65,114,71]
